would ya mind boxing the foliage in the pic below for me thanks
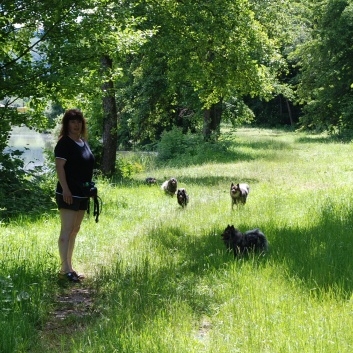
[0,0,76,178]
[156,126,188,161]
[35,0,154,175]
[0,0,76,141]
[127,0,287,141]
[3,0,353,182]
[223,96,256,125]
[245,0,314,128]
[0,154,56,222]
[156,126,205,162]
[118,58,202,147]
[110,151,157,181]
[1,0,155,176]
[115,154,144,180]
[295,0,353,134]
[155,125,237,166]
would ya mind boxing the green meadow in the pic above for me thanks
[1,127,353,352]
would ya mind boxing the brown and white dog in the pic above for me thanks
[176,188,189,207]
[161,178,178,196]
[230,183,249,208]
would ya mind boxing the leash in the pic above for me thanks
[87,195,103,223]
[93,195,102,223]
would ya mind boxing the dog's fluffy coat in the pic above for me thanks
[221,225,268,257]
[177,188,189,207]
[230,182,249,208]
[161,178,178,196]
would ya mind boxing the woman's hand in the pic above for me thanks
[55,158,73,204]
[62,189,73,204]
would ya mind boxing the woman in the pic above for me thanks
[54,109,95,283]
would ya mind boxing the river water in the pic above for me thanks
[5,126,54,170]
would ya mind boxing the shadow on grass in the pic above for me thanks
[296,133,353,144]
[0,254,59,353]
[158,138,293,168]
[174,175,259,187]
[92,224,262,330]
[296,136,336,144]
[77,206,353,352]
[97,199,353,320]
[265,204,353,297]
[237,139,289,151]
[131,174,259,189]
[2,200,59,225]
[88,227,230,340]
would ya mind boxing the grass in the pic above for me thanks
[2,126,353,352]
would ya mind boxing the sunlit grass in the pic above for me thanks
[2,126,353,352]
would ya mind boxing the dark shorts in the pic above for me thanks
[56,194,89,211]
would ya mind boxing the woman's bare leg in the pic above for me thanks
[58,209,85,273]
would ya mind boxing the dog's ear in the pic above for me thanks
[236,183,240,187]
[230,182,234,187]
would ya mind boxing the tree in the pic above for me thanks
[0,0,67,163]
[295,0,353,133]
[127,0,286,141]
[1,0,313,178]
[244,0,312,127]
[0,0,90,206]
[34,0,152,175]
[1,0,153,176]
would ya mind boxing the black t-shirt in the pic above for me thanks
[54,135,95,198]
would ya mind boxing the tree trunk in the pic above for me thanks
[202,99,223,141]
[285,98,294,126]
[100,55,118,177]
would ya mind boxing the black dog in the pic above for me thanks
[145,177,157,185]
[230,182,249,208]
[177,188,189,207]
[221,225,268,257]
[161,178,178,196]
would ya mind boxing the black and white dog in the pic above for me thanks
[221,225,268,257]
[230,183,249,208]
[161,178,178,196]
[145,177,157,185]
[176,188,189,207]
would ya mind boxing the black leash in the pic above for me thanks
[87,195,103,223]
[93,195,102,223]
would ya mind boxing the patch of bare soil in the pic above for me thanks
[195,317,212,342]
[39,284,97,351]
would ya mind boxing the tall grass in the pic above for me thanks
[2,127,353,352]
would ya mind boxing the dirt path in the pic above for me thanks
[39,285,97,351]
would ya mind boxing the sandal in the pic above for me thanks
[58,271,81,283]
[72,271,85,280]
[66,272,81,282]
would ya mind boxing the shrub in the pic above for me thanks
[156,126,187,161]
[114,152,157,180]
[156,126,207,161]
[0,153,56,222]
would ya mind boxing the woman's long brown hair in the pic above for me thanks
[58,109,88,140]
